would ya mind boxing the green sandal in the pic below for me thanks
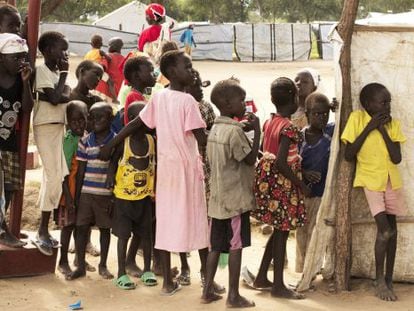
[114,274,136,290]
[141,271,158,286]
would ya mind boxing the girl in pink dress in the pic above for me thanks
[99,50,208,296]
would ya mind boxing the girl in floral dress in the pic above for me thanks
[251,77,311,299]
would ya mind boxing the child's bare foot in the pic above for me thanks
[201,292,223,304]
[161,281,181,296]
[73,258,95,272]
[86,242,100,256]
[99,265,114,280]
[226,295,255,308]
[253,278,273,289]
[153,263,178,278]
[271,286,305,299]
[177,268,191,285]
[57,262,72,276]
[0,231,27,248]
[66,268,86,280]
[126,263,143,278]
[375,279,397,301]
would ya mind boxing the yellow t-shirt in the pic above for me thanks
[84,48,102,62]
[113,135,155,200]
[341,110,406,191]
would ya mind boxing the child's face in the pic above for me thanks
[0,13,21,35]
[173,54,194,87]
[227,90,246,119]
[137,62,156,88]
[295,72,316,99]
[48,38,69,63]
[186,76,203,102]
[89,108,112,134]
[365,89,391,116]
[306,101,329,131]
[67,110,87,137]
[0,52,27,75]
[82,65,103,90]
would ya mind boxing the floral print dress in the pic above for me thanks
[253,114,306,231]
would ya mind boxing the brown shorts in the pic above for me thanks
[0,151,21,191]
[76,193,113,229]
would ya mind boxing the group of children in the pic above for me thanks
[0,2,407,307]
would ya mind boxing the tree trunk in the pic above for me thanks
[334,0,360,292]
[40,0,66,19]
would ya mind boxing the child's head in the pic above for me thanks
[145,3,165,25]
[160,40,179,56]
[211,78,246,118]
[38,31,68,63]
[185,69,203,102]
[123,56,156,89]
[108,37,123,53]
[160,50,193,86]
[75,60,104,90]
[127,101,145,121]
[66,100,88,136]
[89,102,113,134]
[305,92,330,131]
[359,83,391,116]
[0,4,21,35]
[0,33,28,76]
[270,77,298,116]
[90,34,103,49]
[294,68,319,99]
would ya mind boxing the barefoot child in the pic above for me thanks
[251,77,310,299]
[0,33,33,247]
[201,79,260,308]
[108,101,157,289]
[67,102,115,280]
[341,83,406,301]
[295,93,334,273]
[33,31,71,256]
[99,50,209,295]
[54,101,87,276]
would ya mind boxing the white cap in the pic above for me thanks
[0,33,28,54]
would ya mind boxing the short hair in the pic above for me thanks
[89,101,114,116]
[305,92,330,112]
[359,83,390,108]
[210,79,246,109]
[159,50,185,79]
[108,37,123,52]
[123,56,151,82]
[38,31,66,54]
[127,101,145,120]
[66,100,88,120]
[90,34,103,48]
[270,77,297,107]
[0,4,19,24]
[160,40,179,56]
[75,60,103,79]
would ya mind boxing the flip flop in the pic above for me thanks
[141,271,158,287]
[31,238,53,256]
[113,274,136,290]
[177,270,191,286]
[48,236,60,248]
[241,266,271,291]
[160,282,182,296]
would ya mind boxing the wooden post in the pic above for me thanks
[334,0,360,291]
[9,0,41,237]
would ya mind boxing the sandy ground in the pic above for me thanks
[2,59,413,310]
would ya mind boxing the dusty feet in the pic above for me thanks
[86,242,100,256]
[153,262,179,277]
[226,295,255,308]
[125,263,143,278]
[0,231,27,248]
[99,265,114,280]
[271,286,305,299]
[177,268,191,286]
[66,268,86,280]
[161,281,181,296]
[73,258,96,272]
[201,292,223,304]
[57,262,72,276]
[375,279,397,301]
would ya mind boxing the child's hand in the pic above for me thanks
[58,57,69,71]
[105,173,115,189]
[243,113,260,131]
[98,145,112,161]
[330,97,339,112]
[20,62,32,82]
[366,113,386,131]
[303,170,321,184]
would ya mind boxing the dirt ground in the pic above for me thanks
[2,59,413,310]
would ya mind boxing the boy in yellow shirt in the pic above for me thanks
[341,83,406,302]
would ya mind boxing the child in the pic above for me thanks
[67,102,116,280]
[295,92,334,273]
[138,3,165,53]
[0,4,21,35]
[123,56,156,124]
[95,37,125,103]
[70,60,104,111]
[54,100,87,276]
[33,31,71,256]
[84,34,110,63]
[108,101,157,289]
[180,24,197,57]
[99,50,209,295]
[251,77,310,299]
[0,33,32,247]
[201,79,260,308]
[341,83,406,301]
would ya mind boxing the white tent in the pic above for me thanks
[357,11,414,26]
[93,1,176,34]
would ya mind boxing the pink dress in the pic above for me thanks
[139,89,209,252]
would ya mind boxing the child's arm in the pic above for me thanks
[107,78,118,102]
[41,58,70,105]
[20,62,34,113]
[99,50,112,63]
[378,122,402,164]
[75,161,86,208]
[62,176,74,210]
[243,114,261,165]
[276,135,311,197]
[344,113,386,161]
[99,116,144,160]
[192,128,207,147]
[106,143,123,189]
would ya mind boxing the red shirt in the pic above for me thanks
[124,89,146,124]
[138,24,162,51]
[263,114,291,155]
[95,53,125,100]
